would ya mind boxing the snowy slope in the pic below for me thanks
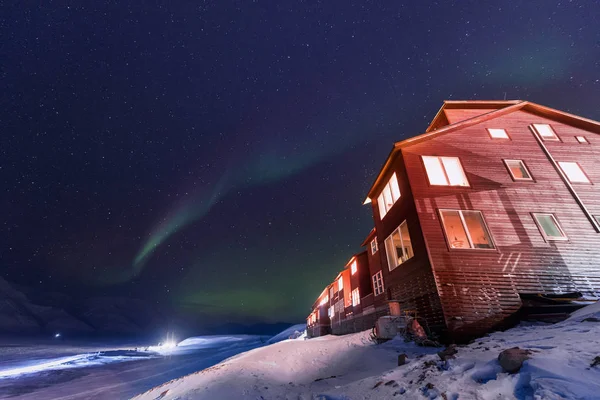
[267,323,306,344]
[134,302,600,400]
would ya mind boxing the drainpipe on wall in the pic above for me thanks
[529,125,600,233]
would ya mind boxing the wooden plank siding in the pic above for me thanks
[371,151,446,333]
[364,230,388,310]
[402,108,600,338]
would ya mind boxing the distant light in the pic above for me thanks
[54,333,61,338]
[160,340,177,350]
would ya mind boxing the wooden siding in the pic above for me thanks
[371,152,446,333]
[444,109,497,125]
[403,108,600,338]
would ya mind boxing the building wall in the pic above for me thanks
[402,109,600,337]
[365,232,387,309]
[349,251,372,315]
[371,152,447,334]
[331,305,389,335]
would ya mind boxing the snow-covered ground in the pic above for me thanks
[135,303,600,400]
[0,334,269,399]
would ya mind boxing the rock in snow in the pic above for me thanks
[134,301,600,400]
[498,347,531,373]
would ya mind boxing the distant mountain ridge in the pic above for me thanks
[0,276,163,336]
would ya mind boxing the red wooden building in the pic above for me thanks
[307,284,331,337]
[364,100,600,339]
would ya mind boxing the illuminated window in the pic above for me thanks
[337,276,343,291]
[329,306,334,318]
[370,239,378,255]
[329,286,334,297]
[439,210,494,249]
[351,288,360,307]
[558,162,590,183]
[422,156,469,187]
[350,260,357,275]
[504,159,533,181]
[533,124,559,141]
[318,295,329,307]
[576,136,588,144]
[377,173,401,219]
[487,128,509,139]
[384,220,414,271]
[372,271,384,296]
[533,213,567,241]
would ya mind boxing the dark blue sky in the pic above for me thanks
[1,1,599,324]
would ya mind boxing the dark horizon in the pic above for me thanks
[2,1,600,329]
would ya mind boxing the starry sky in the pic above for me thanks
[2,1,599,327]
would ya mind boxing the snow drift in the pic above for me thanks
[266,323,306,344]
[134,302,600,400]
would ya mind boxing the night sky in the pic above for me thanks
[2,1,599,326]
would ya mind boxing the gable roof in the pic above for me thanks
[360,228,376,247]
[365,100,600,201]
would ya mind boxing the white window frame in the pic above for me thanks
[351,288,360,307]
[384,220,414,271]
[532,124,559,141]
[337,276,343,291]
[576,136,588,144]
[372,271,384,296]
[422,156,470,187]
[532,213,568,241]
[558,161,590,184]
[377,173,401,219]
[370,239,378,255]
[503,159,533,181]
[487,128,510,139]
[438,209,495,250]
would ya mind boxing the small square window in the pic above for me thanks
[504,159,533,181]
[487,128,509,139]
[370,239,378,255]
[533,213,567,241]
[533,124,559,141]
[576,136,588,144]
[558,161,590,183]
